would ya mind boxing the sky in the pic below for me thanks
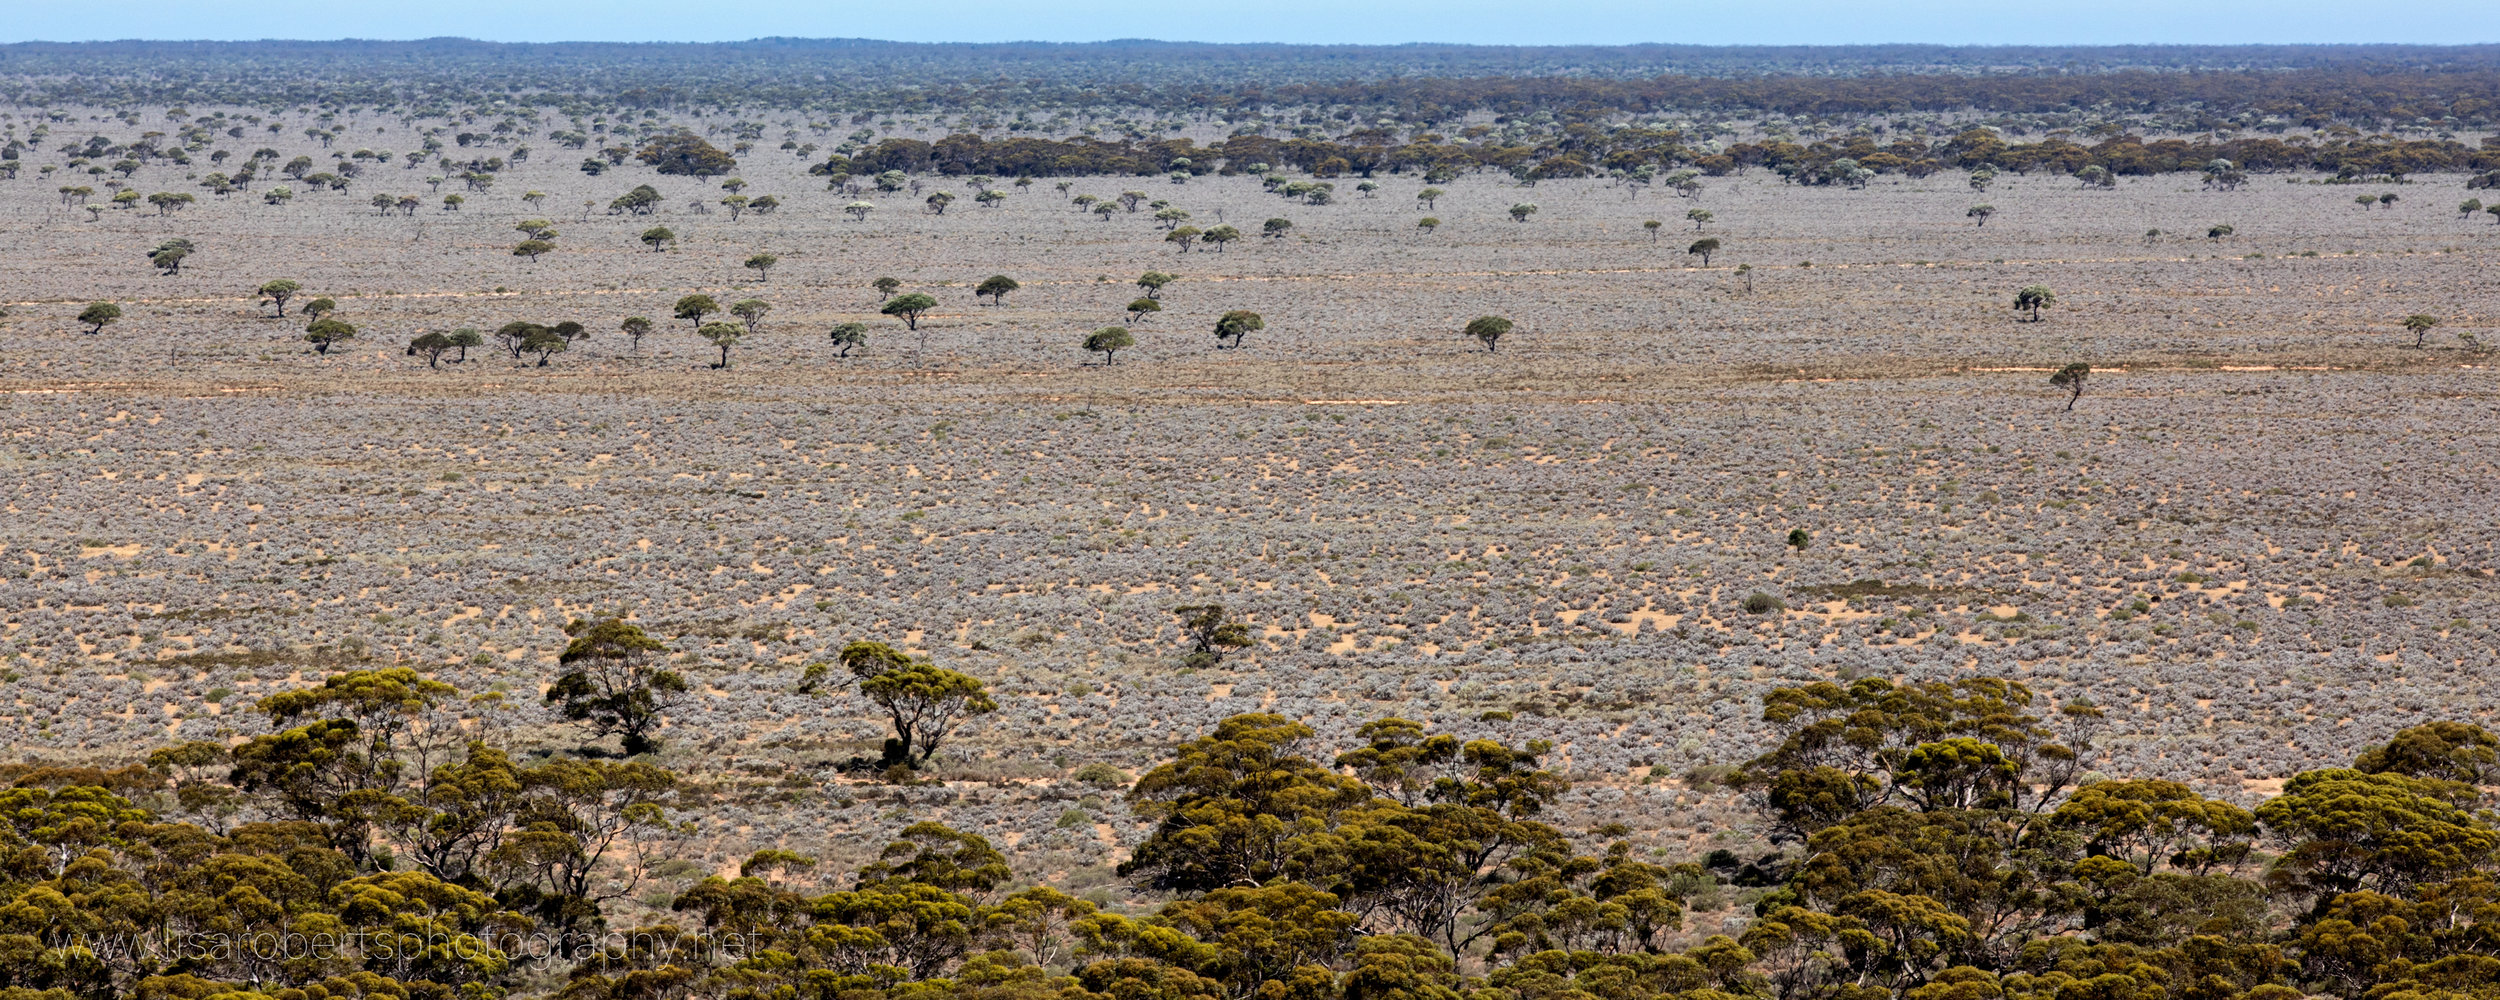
[0,0,2490,46]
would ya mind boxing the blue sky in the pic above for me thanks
[2,0,2489,45]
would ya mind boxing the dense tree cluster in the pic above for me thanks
[816,128,2500,184]
[0,666,680,1000]
[582,686,2500,1000]
[18,671,2498,1000]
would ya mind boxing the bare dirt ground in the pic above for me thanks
[3,111,2496,894]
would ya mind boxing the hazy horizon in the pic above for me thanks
[2,0,2491,47]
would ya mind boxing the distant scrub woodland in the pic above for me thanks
[6,41,2500,187]
[9,663,2500,1000]
[6,40,2500,123]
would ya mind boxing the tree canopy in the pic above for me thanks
[0,660,2494,1000]
[636,131,738,176]
[547,617,687,756]
[884,292,939,330]
[1215,310,1265,349]
[1085,326,1136,364]
[1465,316,1513,352]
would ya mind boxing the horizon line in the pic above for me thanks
[7,37,2500,50]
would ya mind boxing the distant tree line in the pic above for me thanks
[816,128,2500,182]
[6,40,2500,127]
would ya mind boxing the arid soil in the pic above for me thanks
[3,111,2496,896]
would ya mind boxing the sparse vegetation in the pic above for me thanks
[1,46,2495,1000]
[1084,325,1136,364]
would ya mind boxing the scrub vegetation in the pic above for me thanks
[0,40,2498,1000]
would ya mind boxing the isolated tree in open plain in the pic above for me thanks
[844,201,875,221]
[148,239,192,275]
[1166,226,1200,252]
[2050,363,2090,411]
[256,279,301,317]
[2015,284,2056,322]
[512,239,554,263]
[1136,271,1175,299]
[305,317,356,355]
[619,316,653,353]
[1202,225,1241,251]
[745,253,776,282]
[1127,298,1162,323]
[673,294,720,331]
[1967,204,1995,227]
[610,184,662,215]
[883,292,937,330]
[1421,217,1443,233]
[1688,208,1713,229]
[78,302,121,334]
[447,328,483,362]
[406,332,453,367]
[1086,326,1136,365]
[1466,316,1513,352]
[1687,237,1720,265]
[1172,605,1253,668]
[730,299,771,334]
[975,275,1019,306]
[828,323,868,357]
[1418,187,1445,209]
[811,640,997,769]
[1214,310,1264,349]
[2404,314,2441,348]
[1263,217,1293,238]
[640,226,676,252]
[547,617,686,757]
[873,276,903,300]
[700,322,744,368]
[1509,203,1537,222]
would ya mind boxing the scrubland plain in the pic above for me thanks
[3,110,2496,908]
